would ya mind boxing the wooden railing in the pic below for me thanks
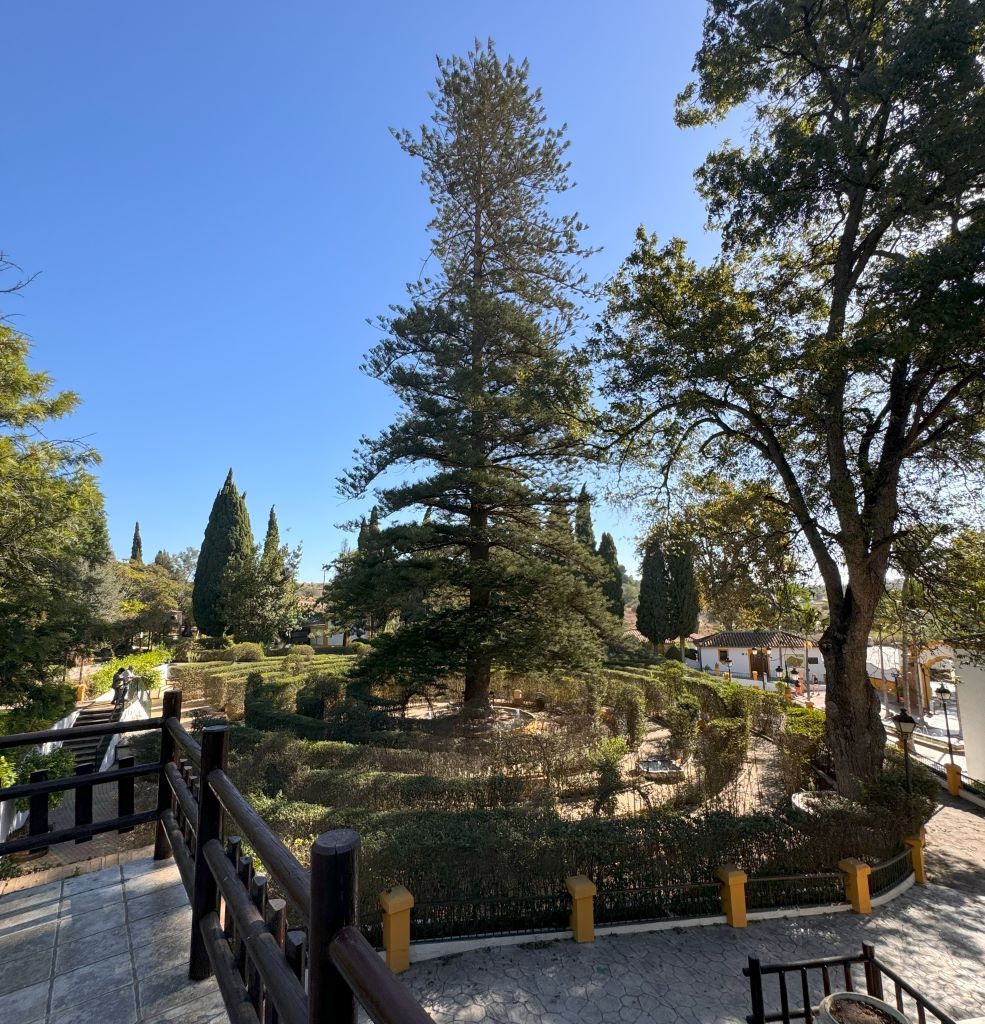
[744,943,957,1024]
[0,689,434,1024]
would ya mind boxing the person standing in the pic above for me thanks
[111,666,127,707]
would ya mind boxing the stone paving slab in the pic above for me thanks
[404,884,985,1024]
[0,856,229,1024]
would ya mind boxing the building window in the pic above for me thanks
[807,656,818,665]
[718,649,729,662]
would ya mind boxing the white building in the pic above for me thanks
[691,630,826,683]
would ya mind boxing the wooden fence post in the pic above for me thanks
[117,755,135,833]
[308,829,359,1024]
[154,689,182,860]
[28,769,49,857]
[189,724,227,980]
[74,763,94,844]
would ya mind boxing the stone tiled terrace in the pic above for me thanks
[0,855,225,1024]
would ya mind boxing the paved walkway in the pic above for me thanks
[404,798,985,1024]
[0,856,225,1024]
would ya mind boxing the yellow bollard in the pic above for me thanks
[512,688,523,703]
[379,885,414,973]
[946,763,962,797]
[752,670,758,682]
[716,865,748,928]
[566,875,596,943]
[838,858,872,914]
[904,830,927,885]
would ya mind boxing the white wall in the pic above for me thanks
[696,644,826,682]
[956,651,985,782]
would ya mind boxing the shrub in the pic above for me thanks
[0,683,76,736]
[664,645,682,661]
[285,645,316,675]
[15,746,76,810]
[221,642,265,664]
[296,671,347,720]
[664,693,701,760]
[589,737,627,816]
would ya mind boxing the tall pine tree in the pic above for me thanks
[636,537,670,647]
[130,522,143,564]
[192,470,254,637]
[574,485,596,554]
[597,532,624,620]
[337,43,612,709]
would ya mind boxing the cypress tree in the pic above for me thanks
[261,506,280,562]
[192,469,254,637]
[337,43,611,710]
[598,532,624,620]
[636,536,670,646]
[574,485,596,554]
[666,547,700,659]
[130,522,143,563]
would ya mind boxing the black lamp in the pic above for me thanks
[893,707,916,803]
[935,682,956,764]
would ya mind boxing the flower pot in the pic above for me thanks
[818,992,910,1024]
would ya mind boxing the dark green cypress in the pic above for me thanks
[574,485,596,554]
[636,536,670,646]
[130,521,143,563]
[192,469,255,636]
[598,532,625,620]
[262,506,280,562]
[666,547,700,658]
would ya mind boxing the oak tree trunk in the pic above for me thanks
[820,587,886,799]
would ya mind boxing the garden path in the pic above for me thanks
[403,796,985,1024]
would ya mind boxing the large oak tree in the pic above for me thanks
[595,0,985,795]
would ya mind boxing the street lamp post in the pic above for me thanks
[936,683,956,765]
[893,707,917,827]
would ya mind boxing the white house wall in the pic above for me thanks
[696,645,826,682]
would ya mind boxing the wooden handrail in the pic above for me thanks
[209,767,311,919]
[0,687,436,1024]
[0,761,158,801]
[0,715,164,751]
[329,926,434,1024]
[165,716,202,768]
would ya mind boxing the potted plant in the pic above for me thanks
[818,992,909,1024]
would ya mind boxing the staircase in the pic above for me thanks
[59,701,120,769]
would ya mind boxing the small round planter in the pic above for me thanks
[818,992,910,1024]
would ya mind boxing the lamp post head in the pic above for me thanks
[935,683,950,702]
[894,708,917,735]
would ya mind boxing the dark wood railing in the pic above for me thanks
[0,689,434,1024]
[745,943,957,1024]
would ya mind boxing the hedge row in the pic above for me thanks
[247,792,922,908]
[293,768,531,811]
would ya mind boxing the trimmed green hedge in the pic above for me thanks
[293,768,529,811]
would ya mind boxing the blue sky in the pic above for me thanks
[3,1,726,580]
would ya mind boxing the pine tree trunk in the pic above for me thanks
[464,499,492,712]
[820,589,886,799]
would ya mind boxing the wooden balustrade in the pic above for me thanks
[0,687,434,1024]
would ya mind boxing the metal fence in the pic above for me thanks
[745,873,845,911]
[410,892,571,941]
[594,881,722,926]
[869,848,913,897]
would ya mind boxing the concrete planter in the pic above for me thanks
[818,992,910,1024]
